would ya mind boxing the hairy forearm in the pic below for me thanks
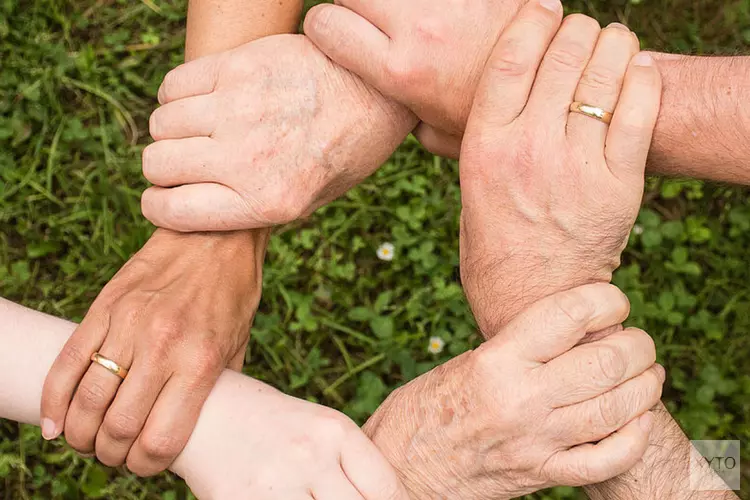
[646,55,750,184]
[585,402,738,500]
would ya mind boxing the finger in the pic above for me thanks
[126,371,220,477]
[40,309,110,441]
[567,23,640,148]
[413,123,461,159]
[142,137,226,188]
[556,364,665,446]
[525,14,601,123]
[227,347,245,372]
[141,184,257,232]
[149,94,218,141]
[545,327,656,406]
[63,335,133,454]
[312,470,365,500]
[341,427,411,500]
[332,0,393,33]
[605,51,662,181]
[499,283,630,363]
[157,54,222,105]
[304,5,392,93]
[547,411,655,485]
[468,0,563,130]
[94,358,170,467]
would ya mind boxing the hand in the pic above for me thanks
[41,229,265,476]
[140,34,416,232]
[172,371,409,500]
[303,0,526,152]
[457,3,661,333]
[365,284,664,499]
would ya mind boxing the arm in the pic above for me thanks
[1,298,408,500]
[451,11,739,500]
[186,0,302,59]
[0,283,661,500]
[586,404,739,499]
[39,0,301,477]
[647,55,750,184]
[304,4,750,186]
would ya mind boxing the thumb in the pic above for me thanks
[141,184,262,232]
[304,4,393,95]
[497,283,631,363]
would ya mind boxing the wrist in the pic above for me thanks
[149,228,268,304]
[464,244,614,335]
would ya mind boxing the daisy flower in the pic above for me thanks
[427,336,445,355]
[376,242,395,261]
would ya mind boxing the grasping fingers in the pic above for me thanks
[566,23,640,149]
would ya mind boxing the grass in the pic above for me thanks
[1,0,749,498]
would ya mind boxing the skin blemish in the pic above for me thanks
[440,406,455,425]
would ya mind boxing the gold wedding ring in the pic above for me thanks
[569,101,613,125]
[90,352,129,380]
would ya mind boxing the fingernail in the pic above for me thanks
[607,22,630,31]
[78,452,95,459]
[41,418,59,440]
[639,412,654,433]
[633,52,653,67]
[540,0,562,12]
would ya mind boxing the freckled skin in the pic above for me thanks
[143,34,416,230]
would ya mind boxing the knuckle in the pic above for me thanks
[64,427,91,453]
[545,43,591,71]
[313,411,356,443]
[60,342,90,368]
[645,366,665,399]
[102,411,142,442]
[552,289,593,327]
[594,344,627,384]
[75,380,111,413]
[613,103,653,136]
[488,43,531,79]
[468,344,501,379]
[138,432,184,462]
[263,198,304,225]
[385,54,422,87]
[148,316,187,348]
[580,66,622,91]
[594,393,625,430]
[193,344,225,379]
[628,327,656,362]
[113,300,141,327]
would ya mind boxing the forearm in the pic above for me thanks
[585,402,738,500]
[647,55,750,184]
[0,298,268,480]
[186,0,302,60]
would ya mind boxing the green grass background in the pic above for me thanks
[1,0,749,498]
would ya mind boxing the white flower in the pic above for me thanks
[376,242,395,261]
[633,224,644,235]
[427,336,445,355]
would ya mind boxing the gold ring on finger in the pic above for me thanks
[569,101,614,125]
[90,352,129,380]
